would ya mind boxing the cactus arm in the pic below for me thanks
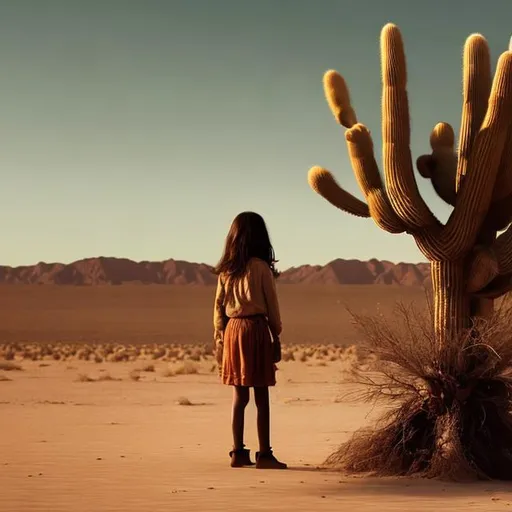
[491,124,512,203]
[484,226,512,277]
[484,125,512,230]
[416,123,458,206]
[472,272,512,299]
[323,70,357,128]
[467,247,499,292]
[481,37,512,230]
[366,189,406,233]
[380,24,439,230]
[482,41,512,229]
[468,224,512,292]
[436,51,512,260]
[414,226,451,261]
[345,124,405,233]
[483,192,512,232]
[455,35,492,191]
[307,166,370,217]
[312,70,405,232]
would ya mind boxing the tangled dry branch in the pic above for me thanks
[326,299,512,481]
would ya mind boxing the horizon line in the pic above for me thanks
[1,254,431,269]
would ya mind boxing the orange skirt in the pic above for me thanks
[221,316,276,387]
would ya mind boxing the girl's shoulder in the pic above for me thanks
[248,257,269,268]
[248,257,273,276]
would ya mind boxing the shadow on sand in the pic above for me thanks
[285,466,512,498]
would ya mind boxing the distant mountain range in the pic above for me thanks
[0,257,431,286]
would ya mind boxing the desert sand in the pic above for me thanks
[1,344,512,512]
[0,284,427,344]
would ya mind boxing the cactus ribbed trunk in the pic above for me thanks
[431,261,469,345]
[470,228,497,319]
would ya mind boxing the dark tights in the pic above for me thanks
[232,386,271,453]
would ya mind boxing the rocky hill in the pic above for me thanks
[278,258,430,286]
[0,257,430,286]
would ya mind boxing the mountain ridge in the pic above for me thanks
[0,256,431,286]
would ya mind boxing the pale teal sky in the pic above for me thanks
[2,0,512,269]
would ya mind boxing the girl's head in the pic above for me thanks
[214,211,278,278]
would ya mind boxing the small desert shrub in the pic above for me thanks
[167,348,180,359]
[176,396,194,406]
[187,348,202,362]
[298,351,308,363]
[345,345,357,356]
[76,372,120,382]
[0,373,11,382]
[129,370,141,381]
[282,351,295,362]
[160,367,175,378]
[175,396,206,406]
[152,348,166,360]
[139,364,155,372]
[97,373,121,382]
[174,361,199,376]
[316,347,329,357]
[76,349,90,361]
[2,351,15,361]
[0,361,22,372]
[76,373,95,382]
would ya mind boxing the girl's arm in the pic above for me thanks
[213,275,226,348]
[261,263,282,340]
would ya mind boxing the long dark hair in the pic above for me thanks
[214,211,279,279]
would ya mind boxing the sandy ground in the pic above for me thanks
[0,284,426,344]
[1,355,512,512]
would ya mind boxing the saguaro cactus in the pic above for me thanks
[309,23,512,344]
[309,24,512,480]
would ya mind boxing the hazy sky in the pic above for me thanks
[2,0,512,269]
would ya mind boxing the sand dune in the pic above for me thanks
[1,347,511,511]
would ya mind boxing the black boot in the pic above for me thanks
[255,448,287,469]
[229,446,255,468]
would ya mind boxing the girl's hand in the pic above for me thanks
[215,342,224,367]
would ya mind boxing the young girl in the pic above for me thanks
[213,211,287,470]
